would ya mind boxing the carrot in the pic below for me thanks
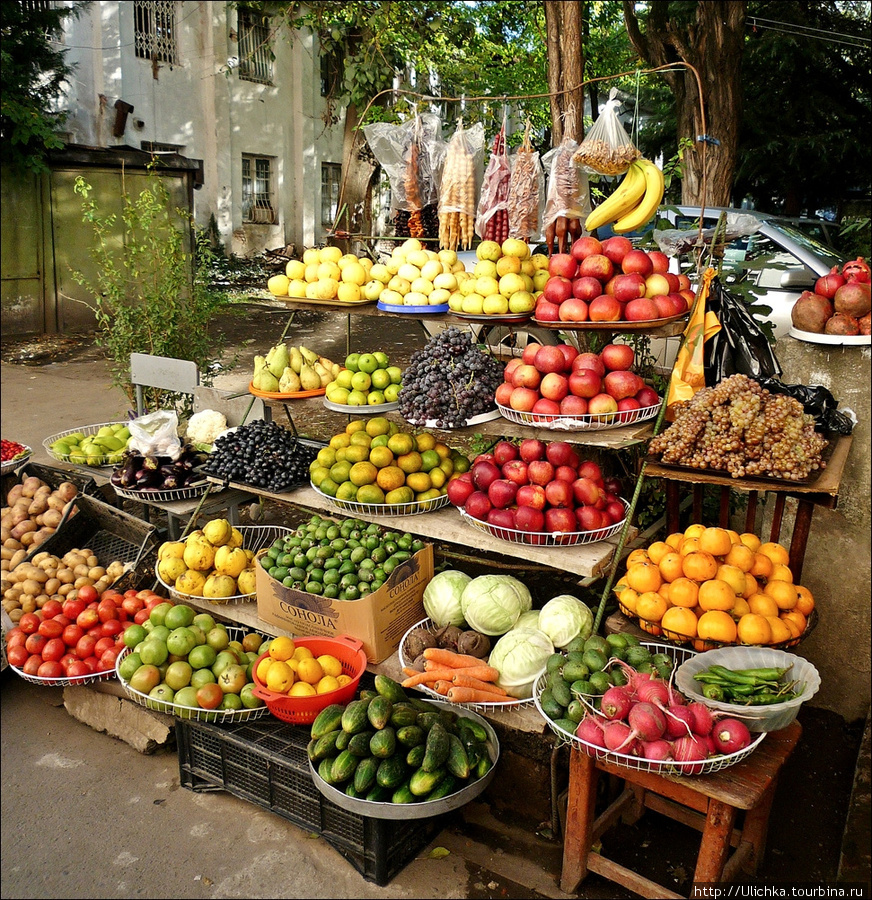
[401,670,445,688]
[446,685,511,705]
[443,664,501,683]
[423,647,492,669]
[422,662,466,680]
[432,680,453,696]
[451,672,508,695]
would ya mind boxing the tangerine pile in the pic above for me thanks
[255,636,350,698]
[309,416,471,506]
[614,524,815,650]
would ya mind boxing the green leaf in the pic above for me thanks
[427,847,450,859]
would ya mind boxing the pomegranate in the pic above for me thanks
[842,256,871,284]
[814,266,846,299]
[859,312,871,336]
[825,313,860,336]
[833,281,871,318]
[791,291,833,333]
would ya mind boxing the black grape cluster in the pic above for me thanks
[398,326,504,428]
[649,374,828,481]
[202,420,319,492]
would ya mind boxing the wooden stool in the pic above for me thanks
[560,721,802,899]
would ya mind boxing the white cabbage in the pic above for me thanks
[537,594,594,648]
[487,627,555,698]
[460,574,531,636]
[422,569,472,627]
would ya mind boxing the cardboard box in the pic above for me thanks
[255,545,432,664]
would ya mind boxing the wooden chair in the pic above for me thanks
[130,353,199,417]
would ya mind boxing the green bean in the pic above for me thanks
[702,684,726,701]
[731,666,793,681]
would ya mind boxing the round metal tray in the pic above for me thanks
[788,326,870,346]
[402,409,502,429]
[1,446,32,475]
[377,301,449,314]
[398,617,533,711]
[323,398,399,414]
[43,421,130,467]
[457,498,629,547]
[496,400,660,431]
[114,479,219,503]
[308,699,500,819]
[452,311,533,324]
[310,482,451,516]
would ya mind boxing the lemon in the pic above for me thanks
[317,654,343,678]
[316,675,341,695]
[289,682,317,697]
[293,646,314,661]
[296,657,324,685]
[265,660,294,693]
[268,635,296,662]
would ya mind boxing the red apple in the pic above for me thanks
[531,397,561,417]
[472,460,501,492]
[617,396,642,422]
[558,297,590,322]
[643,273,671,299]
[667,293,689,314]
[579,254,614,282]
[512,364,541,389]
[545,507,579,535]
[472,451,495,466]
[528,459,556,485]
[576,505,605,532]
[679,289,696,308]
[624,297,659,322]
[503,358,523,381]
[534,345,569,374]
[572,352,606,376]
[516,483,547,509]
[522,343,543,365]
[570,236,603,262]
[603,275,617,296]
[556,343,579,368]
[495,381,515,406]
[648,250,669,273]
[535,298,561,322]
[560,394,588,416]
[621,249,653,278]
[651,295,677,319]
[572,275,604,302]
[464,491,492,521]
[554,464,579,483]
[603,476,623,496]
[588,393,619,416]
[677,273,692,291]
[519,438,546,462]
[501,458,530,486]
[600,343,635,371]
[568,369,603,399]
[515,505,545,532]
[589,294,622,322]
[635,385,661,409]
[492,440,519,467]
[601,236,633,266]
[540,372,569,402]
[487,507,517,530]
[545,441,580,468]
[664,272,681,292]
[543,276,574,305]
[605,500,627,524]
[545,479,574,508]
[487,478,518,509]
[446,472,475,507]
[578,460,603,483]
[549,253,578,279]
[509,386,540,412]
[572,477,604,507]
[611,272,647,302]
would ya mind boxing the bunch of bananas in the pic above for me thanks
[584,159,665,235]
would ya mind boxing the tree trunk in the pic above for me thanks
[544,1,585,143]
[335,101,377,239]
[623,1,746,207]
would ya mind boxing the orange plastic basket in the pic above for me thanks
[251,635,367,725]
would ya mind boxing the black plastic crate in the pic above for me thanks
[1,461,103,502]
[175,714,446,886]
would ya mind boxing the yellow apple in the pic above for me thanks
[317,261,341,282]
[398,262,421,282]
[438,249,458,267]
[338,253,359,268]
[447,291,464,311]
[406,249,430,269]
[461,292,485,315]
[315,278,339,300]
[429,288,450,306]
[420,259,444,282]
[498,273,526,297]
[502,238,531,259]
[385,257,401,275]
[400,238,423,254]
[496,256,522,277]
[370,263,391,283]
[319,245,343,264]
[533,270,550,291]
[387,276,411,295]
[268,274,290,296]
[474,259,498,279]
[341,262,367,286]
[337,282,361,302]
[362,280,384,301]
[288,278,307,298]
[433,272,458,291]
[531,253,550,271]
[475,276,500,297]
[483,293,509,315]
[509,290,536,313]
[304,263,320,283]
[451,260,467,274]
[459,278,478,297]
[285,259,306,280]
[476,240,502,262]
[378,289,404,306]
[302,247,321,266]
[404,291,429,306]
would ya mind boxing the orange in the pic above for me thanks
[396,451,423,474]
[329,432,351,449]
[419,449,441,472]
[684,523,706,539]
[625,562,662,594]
[698,579,737,611]
[743,573,759,599]
[428,467,447,489]
[292,646,314,661]
[434,442,452,460]
[665,532,685,550]
[737,613,772,645]
[780,617,803,645]
[356,483,386,504]
[365,416,391,437]
[763,580,798,610]
[716,563,747,597]
[658,551,685,583]
[414,432,437,452]
[343,444,370,463]
[614,585,640,615]
[747,593,780,618]
[739,532,762,552]
[636,591,668,623]
[625,548,651,567]
[794,585,815,616]
[657,581,672,603]
[781,609,807,636]
[758,541,790,567]
[348,460,378,486]
[376,465,406,492]
[699,526,733,557]
[765,615,793,645]
[316,675,341,694]
[296,657,324,685]
[724,542,755,573]
[661,606,697,641]
[289,681,317,697]
[696,610,738,644]
[669,577,700,608]
[405,471,432,493]
[732,596,751,618]
[639,619,663,637]
[726,529,741,546]
[345,418,366,434]
[349,430,373,448]
[749,552,774,580]
[769,563,794,584]
[682,550,719,582]
[268,635,296,662]
[387,432,415,456]
[369,445,395,468]
[646,541,672,565]
[679,537,701,556]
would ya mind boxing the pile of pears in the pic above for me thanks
[251,342,343,394]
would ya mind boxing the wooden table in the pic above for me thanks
[560,722,802,898]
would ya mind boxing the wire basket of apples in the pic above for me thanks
[449,442,631,546]
[494,342,662,431]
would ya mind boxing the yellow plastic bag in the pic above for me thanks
[665,268,721,420]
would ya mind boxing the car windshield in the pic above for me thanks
[764,222,844,269]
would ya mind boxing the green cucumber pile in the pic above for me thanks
[692,664,803,705]
[261,514,426,600]
[308,674,494,804]
[538,634,675,732]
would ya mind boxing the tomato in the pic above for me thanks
[62,597,86,620]
[100,619,123,638]
[18,613,41,635]
[66,659,91,681]
[62,624,85,647]
[99,647,120,671]
[25,633,48,656]
[37,660,65,679]
[121,596,144,618]
[144,594,168,611]
[6,644,29,667]
[81,656,101,673]
[52,614,72,628]
[75,634,98,660]
[133,609,150,625]
[38,618,65,640]
[87,625,104,639]
[93,636,116,658]
[76,608,100,630]
[6,629,27,650]
[196,683,224,709]
[101,590,123,604]
[41,637,66,663]
[124,589,140,600]
[60,653,78,671]
[41,599,64,619]
[22,655,43,676]
[77,585,99,605]
[97,599,119,623]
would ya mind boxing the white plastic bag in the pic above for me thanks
[127,409,182,458]
[574,92,640,176]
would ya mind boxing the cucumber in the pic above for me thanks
[345,782,364,799]
[421,721,451,773]
[409,766,446,796]
[552,717,579,735]
[566,699,587,724]
[369,726,397,759]
[445,732,471,780]
[538,688,565,722]
[426,773,458,801]
[367,696,393,731]
[457,718,488,744]
[318,756,340,785]
[334,728,353,751]
[550,676,573,708]
[330,749,359,783]
[396,724,426,748]
[341,699,371,734]
[561,660,590,684]
[582,649,608,673]
[308,729,341,762]
[408,697,433,712]
[475,752,493,779]
[376,755,408,790]
[406,744,426,768]
[310,703,345,740]
[389,704,419,729]
[391,783,419,804]
[416,711,442,731]
[374,673,408,704]
[353,756,379,794]
[365,784,392,802]
[348,729,376,757]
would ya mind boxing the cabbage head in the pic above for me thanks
[487,627,554,699]
[460,574,531,636]
[537,594,594,648]
[514,609,541,631]
[422,569,471,627]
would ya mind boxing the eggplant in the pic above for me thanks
[118,455,140,488]
[110,469,123,487]
[135,468,161,488]
[161,473,180,490]
[142,454,160,471]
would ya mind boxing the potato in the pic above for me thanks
[6,484,24,505]
[47,494,68,512]
[9,505,30,527]
[41,509,62,530]
[55,482,78,503]
[73,575,93,589]
[9,608,23,623]
[21,578,42,597]
[31,551,49,566]
[10,549,26,569]
[21,476,44,498]
[11,520,37,541]
[88,566,107,581]
[44,577,61,596]
[20,596,36,614]
[58,583,75,596]
[85,554,98,568]
[57,567,74,584]
[28,496,48,516]
[73,563,90,578]
[20,532,37,547]
[0,524,10,541]
[35,594,50,609]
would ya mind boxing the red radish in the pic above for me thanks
[615,701,667,752]
[600,685,633,721]
[672,734,710,773]
[663,704,697,740]
[576,716,606,747]
[603,721,641,755]
[641,739,673,761]
[687,701,715,736]
[635,678,670,707]
[698,733,717,754]
[712,717,752,754]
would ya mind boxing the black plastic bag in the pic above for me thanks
[703,276,782,385]
[755,377,856,435]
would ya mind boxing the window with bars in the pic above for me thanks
[237,9,274,84]
[320,48,343,97]
[134,0,177,65]
[242,155,276,224]
[321,163,342,229]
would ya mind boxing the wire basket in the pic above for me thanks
[43,422,130,467]
[496,400,660,431]
[115,625,272,723]
[8,662,119,688]
[533,667,766,776]
[398,617,533,711]
[155,525,292,605]
[310,483,451,517]
[1,445,32,475]
[675,646,821,732]
[114,479,220,504]
[457,499,629,547]
[251,635,367,725]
